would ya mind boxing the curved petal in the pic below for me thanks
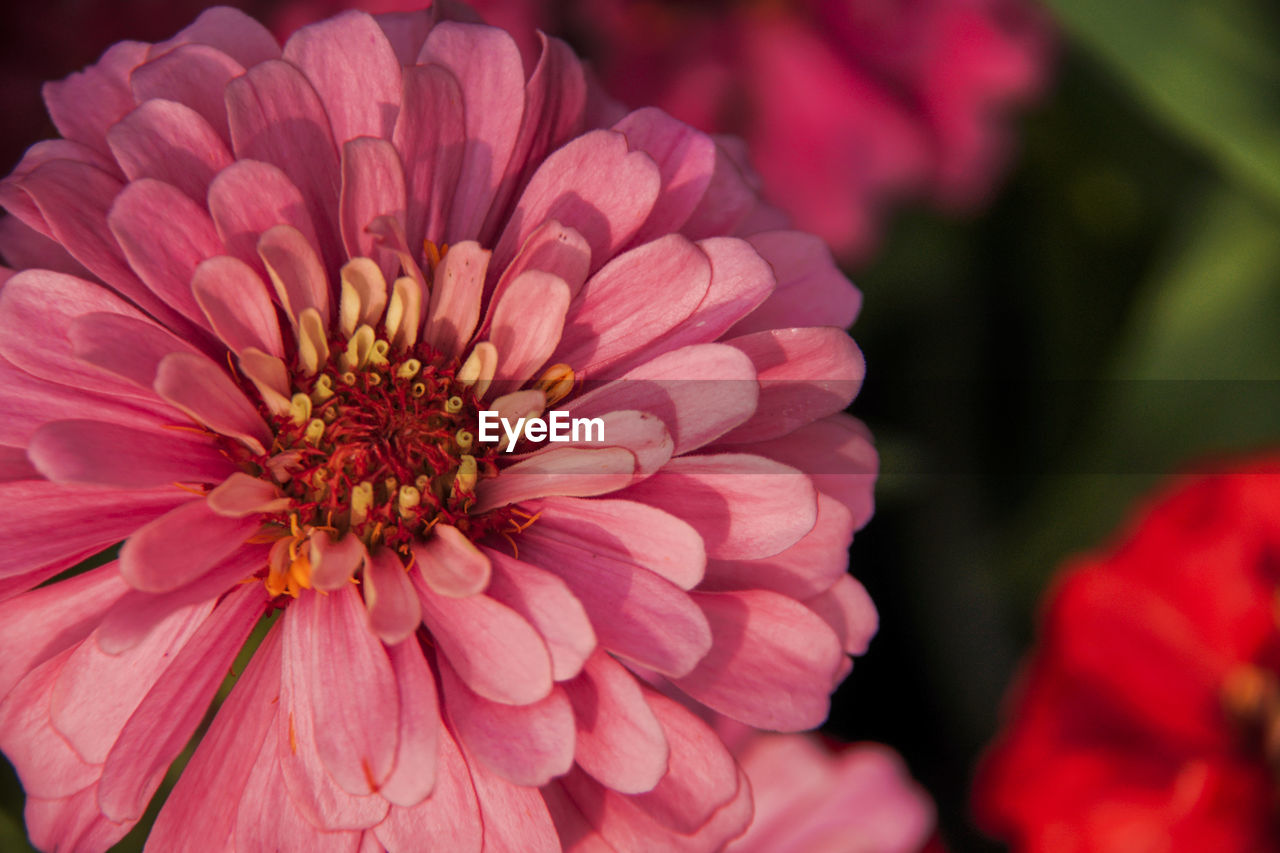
[28,418,235,488]
[284,11,402,143]
[107,99,233,203]
[563,651,668,794]
[415,574,553,706]
[674,590,847,730]
[119,498,261,593]
[440,657,574,787]
[363,549,422,646]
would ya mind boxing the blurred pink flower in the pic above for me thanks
[724,728,936,853]
[0,4,876,850]
[575,0,1054,261]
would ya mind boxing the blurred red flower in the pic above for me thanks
[573,0,1053,261]
[975,460,1280,851]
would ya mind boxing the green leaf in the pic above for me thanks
[1046,0,1280,209]
[1002,184,1280,606]
[0,808,34,853]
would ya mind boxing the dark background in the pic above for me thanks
[5,1,1280,850]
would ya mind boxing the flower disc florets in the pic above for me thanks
[259,325,502,553]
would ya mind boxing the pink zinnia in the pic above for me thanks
[0,4,876,850]
[573,0,1053,260]
[717,722,936,853]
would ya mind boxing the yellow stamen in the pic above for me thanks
[396,359,422,380]
[304,418,326,445]
[534,363,576,406]
[289,393,313,426]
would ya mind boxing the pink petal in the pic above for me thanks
[108,177,227,333]
[560,764,752,853]
[149,6,281,67]
[0,480,188,583]
[488,270,570,388]
[207,472,288,517]
[119,498,261,593]
[24,784,133,853]
[0,563,126,701]
[68,310,203,391]
[628,691,740,832]
[340,137,407,275]
[394,64,465,252]
[50,601,209,765]
[0,445,36,482]
[236,721,363,852]
[414,574,553,706]
[0,269,157,400]
[675,590,846,730]
[730,231,862,335]
[805,574,879,657]
[475,447,635,512]
[192,255,286,357]
[42,40,149,157]
[482,548,596,682]
[411,524,492,598]
[515,409,671,478]
[226,59,342,271]
[422,240,489,358]
[484,220,590,318]
[284,11,402,143]
[462,745,562,853]
[550,234,709,377]
[373,9,434,65]
[258,223,331,326]
[492,129,661,276]
[419,22,525,242]
[277,611,389,832]
[297,586,401,795]
[0,353,176,448]
[309,531,367,591]
[563,651,668,794]
[480,33,587,242]
[207,159,320,276]
[567,343,758,456]
[0,213,91,278]
[147,621,282,849]
[0,652,100,801]
[702,493,855,599]
[374,725,482,853]
[637,237,775,361]
[527,496,705,590]
[746,414,878,528]
[517,533,712,677]
[440,656,574,786]
[363,548,423,645]
[107,99,233,203]
[154,350,272,452]
[28,419,235,488]
[681,140,761,242]
[129,45,245,146]
[380,638,441,808]
[9,162,195,335]
[719,327,865,444]
[614,108,716,244]
[620,453,818,560]
[96,544,270,654]
[98,584,265,822]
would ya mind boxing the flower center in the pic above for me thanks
[228,246,533,599]
[258,327,506,552]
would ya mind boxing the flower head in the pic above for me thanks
[976,460,1280,851]
[716,722,936,853]
[0,4,875,849]
[571,0,1053,260]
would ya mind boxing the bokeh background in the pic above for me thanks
[3,0,1280,849]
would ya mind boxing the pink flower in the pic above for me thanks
[720,724,936,853]
[0,4,876,849]
[571,0,1054,261]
